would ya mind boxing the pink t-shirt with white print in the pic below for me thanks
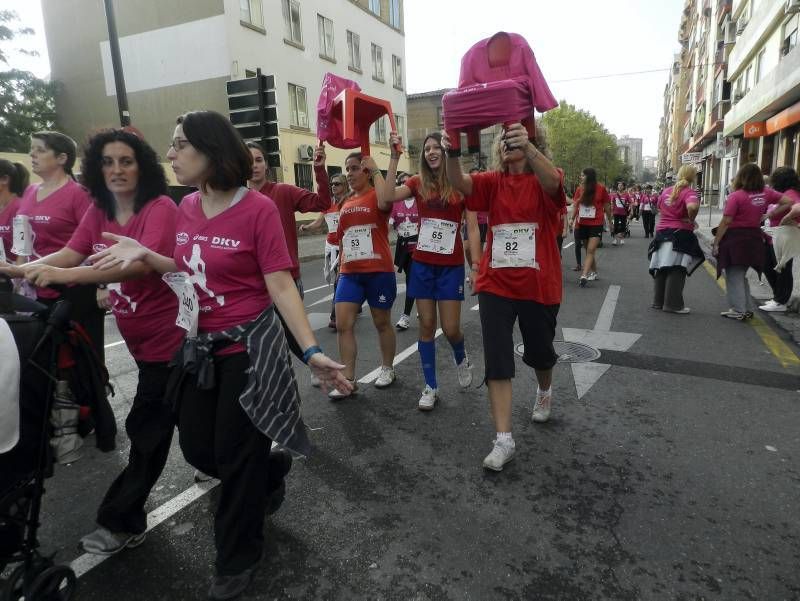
[17,180,92,298]
[0,196,21,262]
[724,187,784,229]
[610,192,630,216]
[657,186,699,231]
[68,196,183,362]
[173,189,293,337]
[390,198,420,242]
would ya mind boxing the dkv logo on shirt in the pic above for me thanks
[210,236,240,249]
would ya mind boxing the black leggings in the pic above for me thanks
[764,246,793,305]
[642,211,656,237]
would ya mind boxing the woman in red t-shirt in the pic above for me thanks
[377,132,477,411]
[330,152,399,399]
[10,129,185,554]
[87,111,350,599]
[445,122,565,472]
[570,168,612,287]
[0,159,29,263]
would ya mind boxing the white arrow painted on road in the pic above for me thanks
[562,285,641,399]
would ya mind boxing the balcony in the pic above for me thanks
[723,44,800,135]
[727,0,788,78]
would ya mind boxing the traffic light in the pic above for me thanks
[226,68,281,167]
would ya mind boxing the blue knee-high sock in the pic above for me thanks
[418,340,437,389]
[449,337,466,365]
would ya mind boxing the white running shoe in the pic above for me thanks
[482,438,515,471]
[395,314,411,330]
[329,380,357,400]
[418,385,438,411]
[587,272,598,281]
[620,238,625,245]
[531,388,552,423]
[759,301,787,312]
[310,373,321,387]
[456,356,473,388]
[374,366,396,388]
[612,239,618,246]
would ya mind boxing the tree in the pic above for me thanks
[0,10,57,152]
[541,101,629,194]
[640,168,656,183]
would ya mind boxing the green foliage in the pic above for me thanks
[0,10,56,152]
[541,101,630,194]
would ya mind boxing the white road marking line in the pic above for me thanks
[594,284,620,331]
[470,303,479,311]
[104,340,126,349]
[563,241,575,249]
[357,328,443,384]
[303,283,330,294]
[70,480,220,578]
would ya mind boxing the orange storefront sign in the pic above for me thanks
[766,100,800,135]
[744,121,766,138]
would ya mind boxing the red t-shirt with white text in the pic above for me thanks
[724,187,784,229]
[336,189,394,274]
[68,196,183,362]
[467,171,566,304]
[405,175,465,266]
[573,184,610,227]
[0,196,21,262]
[18,180,92,298]
[173,189,293,335]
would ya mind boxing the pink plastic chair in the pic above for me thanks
[442,32,558,156]
[317,73,398,156]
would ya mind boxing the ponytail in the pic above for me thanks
[0,159,30,195]
[668,165,697,205]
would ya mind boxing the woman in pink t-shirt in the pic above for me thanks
[712,163,793,320]
[388,171,419,330]
[760,166,800,312]
[610,181,631,246]
[89,111,351,599]
[0,159,29,263]
[15,129,184,555]
[647,164,705,314]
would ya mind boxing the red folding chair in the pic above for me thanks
[328,88,399,156]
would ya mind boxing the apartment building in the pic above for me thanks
[617,136,644,180]
[659,0,800,205]
[40,0,410,188]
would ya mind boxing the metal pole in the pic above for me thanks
[103,0,131,127]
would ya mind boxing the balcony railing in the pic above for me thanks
[716,0,731,24]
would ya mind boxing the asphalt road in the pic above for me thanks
[23,219,800,600]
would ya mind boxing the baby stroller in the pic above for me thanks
[0,275,112,600]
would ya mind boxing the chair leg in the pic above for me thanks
[446,129,462,157]
[467,129,481,154]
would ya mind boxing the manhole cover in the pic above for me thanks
[514,341,601,363]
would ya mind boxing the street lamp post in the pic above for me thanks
[103,0,131,127]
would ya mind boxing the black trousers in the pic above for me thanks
[96,361,174,534]
[177,352,272,576]
[764,245,794,305]
[642,211,656,237]
[574,236,582,266]
[653,267,687,310]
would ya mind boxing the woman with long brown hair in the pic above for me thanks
[712,163,793,320]
[570,167,612,287]
[377,132,477,411]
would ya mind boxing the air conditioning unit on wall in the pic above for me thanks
[297,144,314,161]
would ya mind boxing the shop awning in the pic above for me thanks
[765,100,800,135]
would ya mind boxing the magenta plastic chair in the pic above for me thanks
[442,32,558,156]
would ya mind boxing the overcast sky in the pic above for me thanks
[4,0,683,156]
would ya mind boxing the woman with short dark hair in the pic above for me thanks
[89,110,351,599]
[713,163,793,320]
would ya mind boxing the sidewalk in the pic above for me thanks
[695,206,800,346]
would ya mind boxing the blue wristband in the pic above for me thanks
[302,345,323,364]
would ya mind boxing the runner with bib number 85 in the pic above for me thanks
[445,122,565,473]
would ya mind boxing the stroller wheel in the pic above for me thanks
[28,565,77,600]
[1,559,48,601]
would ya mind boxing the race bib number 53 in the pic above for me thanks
[491,223,538,269]
[342,225,375,263]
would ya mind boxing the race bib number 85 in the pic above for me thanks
[491,223,538,269]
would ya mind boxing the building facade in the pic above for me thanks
[40,0,410,187]
[659,0,800,206]
[617,135,643,180]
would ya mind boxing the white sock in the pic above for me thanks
[496,432,514,446]
[537,386,552,397]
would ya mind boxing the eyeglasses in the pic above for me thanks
[169,138,190,151]
[331,182,344,187]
